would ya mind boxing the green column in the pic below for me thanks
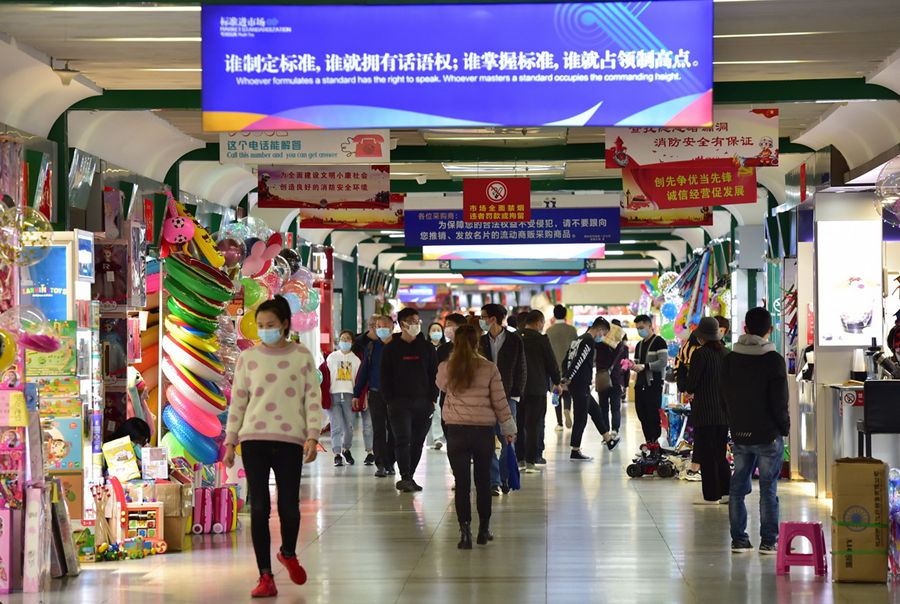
[47,113,68,230]
[342,247,359,332]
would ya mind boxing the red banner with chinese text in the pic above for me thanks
[624,158,756,210]
[462,178,530,223]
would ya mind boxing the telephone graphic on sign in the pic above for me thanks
[342,134,384,158]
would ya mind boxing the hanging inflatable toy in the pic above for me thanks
[0,330,16,373]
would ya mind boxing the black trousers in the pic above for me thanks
[368,389,395,469]
[387,398,432,480]
[554,389,572,425]
[445,424,494,523]
[569,384,609,449]
[693,424,732,501]
[634,384,663,443]
[597,384,622,433]
[242,440,303,575]
[521,394,546,463]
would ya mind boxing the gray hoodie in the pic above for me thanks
[733,334,776,356]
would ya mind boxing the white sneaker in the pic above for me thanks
[554,425,564,432]
[683,469,702,482]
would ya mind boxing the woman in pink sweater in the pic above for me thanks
[436,324,516,549]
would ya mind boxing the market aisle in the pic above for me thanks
[16,402,898,604]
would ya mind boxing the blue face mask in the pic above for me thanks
[594,336,604,343]
[430,331,442,342]
[258,328,284,345]
[479,319,490,332]
[637,328,650,339]
[376,327,391,339]
[338,341,352,352]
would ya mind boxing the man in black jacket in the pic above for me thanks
[561,318,620,460]
[479,303,526,494]
[381,308,439,493]
[721,307,789,555]
[519,310,561,471]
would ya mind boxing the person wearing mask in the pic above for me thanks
[632,314,668,445]
[224,295,322,598]
[611,319,632,396]
[546,304,577,430]
[326,330,372,467]
[519,310,561,472]
[353,315,396,478]
[714,315,731,345]
[479,304,526,495]
[683,317,730,505]
[468,314,484,335]
[437,325,516,549]
[428,322,445,349]
[425,323,446,450]
[561,317,620,460]
[722,307,789,554]
[352,314,379,356]
[438,313,467,364]
[380,308,439,492]
[595,320,628,441]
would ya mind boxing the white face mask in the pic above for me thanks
[405,323,421,337]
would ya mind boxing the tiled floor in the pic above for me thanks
[16,402,900,603]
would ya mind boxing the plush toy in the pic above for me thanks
[241,233,283,278]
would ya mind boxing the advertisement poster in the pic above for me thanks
[19,246,70,322]
[75,230,94,283]
[257,165,398,228]
[622,157,756,210]
[33,377,81,417]
[463,178,530,223]
[220,129,390,164]
[606,108,780,168]
[45,417,84,472]
[406,207,619,246]
[202,2,713,130]
[25,321,76,377]
[620,202,712,228]
[816,220,883,347]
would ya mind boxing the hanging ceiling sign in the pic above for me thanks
[219,129,390,164]
[201,2,713,131]
[619,203,712,228]
[463,178,530,223]
[423,244,606,260]
[623,157,757,209]
[606,108,780,168]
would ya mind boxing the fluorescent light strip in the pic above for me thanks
[714,31,835,38]
[714,60,827,65]
[41,5,200,11]
[72,37,201,43]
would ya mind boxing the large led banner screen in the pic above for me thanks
[202,2,713,131]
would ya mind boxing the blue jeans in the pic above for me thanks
[359,408,374,451]
[490,399,517,487]
[729,436,784,545]
[330,393,354,452]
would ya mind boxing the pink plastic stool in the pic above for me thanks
[776,521,827,576]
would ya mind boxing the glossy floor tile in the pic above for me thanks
[11,402,900,603]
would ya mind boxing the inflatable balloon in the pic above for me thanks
[290,311,318,332]
[660,323,676,340]
[668,341,681,358]
[215,236,246,268]
[238,216,273,241]
[301,288,320,313]
[240,278,267,309]
[291,266,314,287]
[317,369,323,385]
[278,248,302,275]
[0,305,48,335]
[236,338,255,351]
[283,292,303,315]
[658,271,679,294]
[239,310,258,340]
[661,302,679,321]
[281,280,309,298]
[0,206,53,267]
[271,254,291,285]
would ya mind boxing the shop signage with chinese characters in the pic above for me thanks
[404,208,619,246]
[201,2,713,130]
[463,178,530,223]
[606,108,780,168]
[624,158,756,209]
[257,165,400,229]
[219,129,390,164]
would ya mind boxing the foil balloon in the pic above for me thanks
[0,206,53,267]
[215,235,246,268]
[238,216,274,241]
[240,278,268,309]
[281,280,309,299]
[239,310,258,340]
[290,266,314,287]
[875,155,900,227]
[290,311,318,332]
[278,248,302,276]
[283,292,303,315]
[271,254,291,286]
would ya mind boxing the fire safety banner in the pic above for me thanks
[463,178,531,223]
[623,158,757,209]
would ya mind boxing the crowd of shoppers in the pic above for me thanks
[224,298,790,596]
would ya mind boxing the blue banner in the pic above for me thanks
[404,208,620,246]
[202,2,713,130]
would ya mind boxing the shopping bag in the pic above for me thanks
[505,442,520,491]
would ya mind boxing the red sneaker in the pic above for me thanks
[277,552,308,585]
[251,573,277,598]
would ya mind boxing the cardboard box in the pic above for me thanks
[832,457,889,583]
[155,483,193,518]
[163,516,188,552]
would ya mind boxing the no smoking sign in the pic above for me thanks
[462,177,531,223]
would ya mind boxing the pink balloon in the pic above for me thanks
[216,237,245,268]
[236,338,255,350]
[290,311,318,332]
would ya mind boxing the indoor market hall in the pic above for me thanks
[0,1,899,602]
